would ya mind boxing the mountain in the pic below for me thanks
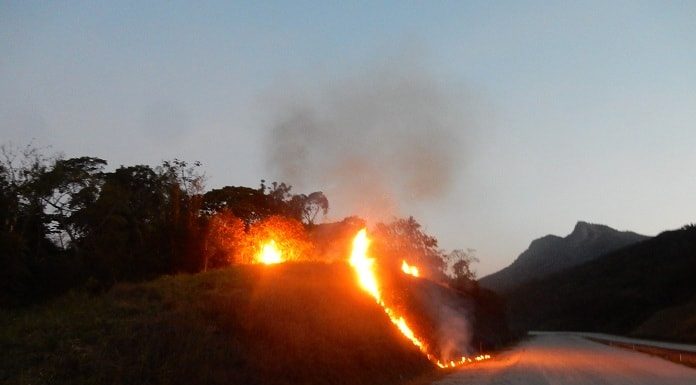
[479,221,648,293]
[504,225,696,343]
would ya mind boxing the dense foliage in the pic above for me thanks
[0,145,330,306]
[0,145,479,307]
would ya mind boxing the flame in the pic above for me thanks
[349,230,380,298]
[349,230,429,352]
[349,228,490,369]
[401,260,420,277]
[257,240,283,264]
[242,215,314,265]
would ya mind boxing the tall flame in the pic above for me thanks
[349,228,490,369]
[349,230,380,298]
[257,240,283,264]
[349,230,429,351]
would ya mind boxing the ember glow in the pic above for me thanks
[349,228,491,368]
[257,240,283,264]
[240,215,314,264]
[401,260,420,277]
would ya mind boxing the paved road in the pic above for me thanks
[433,333,696,385]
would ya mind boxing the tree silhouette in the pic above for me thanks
[0,145,340,306]
[373,216,447,282]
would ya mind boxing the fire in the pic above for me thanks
[349,230,429,352]
[257,240,283,264]
[349,228,491,369]
[349,230,380,298]
[241,215,314,264]
[401,260,420,277]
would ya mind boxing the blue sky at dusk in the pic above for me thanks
[2,1,695,275]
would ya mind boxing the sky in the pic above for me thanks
[2,1,695,276]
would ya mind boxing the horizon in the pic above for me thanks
[3,1,695,276]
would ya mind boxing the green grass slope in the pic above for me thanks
[0,263,435,385]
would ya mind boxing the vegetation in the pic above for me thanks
[0,145,331,306]
[1,144,485,307]
[632,295,696,343]
[0,144,510,384]
[0,264,436,385]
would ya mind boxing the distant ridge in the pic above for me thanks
[479,221,648,293]
[504,225,696,343]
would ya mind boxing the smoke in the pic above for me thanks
[265,58,474,221]
[436,303,474,360]
[396,277,476,362]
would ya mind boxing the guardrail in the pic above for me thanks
[586,337,696,368]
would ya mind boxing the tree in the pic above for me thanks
[203,210,244,269]
[77,160,206,284]
[157,159,206,272]
[78,165,171,283]
[204,181,330,226]
[34,157,107,250]
[448,249,479,293]
[373,216,447,281]
[288,191,329,225]
[202,186,272,226]
[0,144,64,305]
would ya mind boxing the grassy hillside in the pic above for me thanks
[1,263,439,385]
[632,295,696,342]
[504,226,696,343]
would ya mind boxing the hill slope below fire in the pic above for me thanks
[0,264,432,385]
[505,225,696,343]
[480,221,648,293]
[0,263,507,385]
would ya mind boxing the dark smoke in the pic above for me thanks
[266,60,474,221]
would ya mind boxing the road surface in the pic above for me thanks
[433,333,696,385]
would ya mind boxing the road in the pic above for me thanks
[433,333,696,385]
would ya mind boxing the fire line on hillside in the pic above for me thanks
[252,227,491,368]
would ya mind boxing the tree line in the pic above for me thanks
[0,144,477,307]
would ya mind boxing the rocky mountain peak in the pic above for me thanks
[479,221,649,293]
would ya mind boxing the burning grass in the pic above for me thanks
[348,229,490,367]
[1,222,504,385]
[240,226,492,368]
[206,213,488,367]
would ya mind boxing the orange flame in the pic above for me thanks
[349,230,429,351]
[349,228,490,369]
[242,215,314,265]
[256,240,283,264]
[401,260,420,277]
[349,230,381,298]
